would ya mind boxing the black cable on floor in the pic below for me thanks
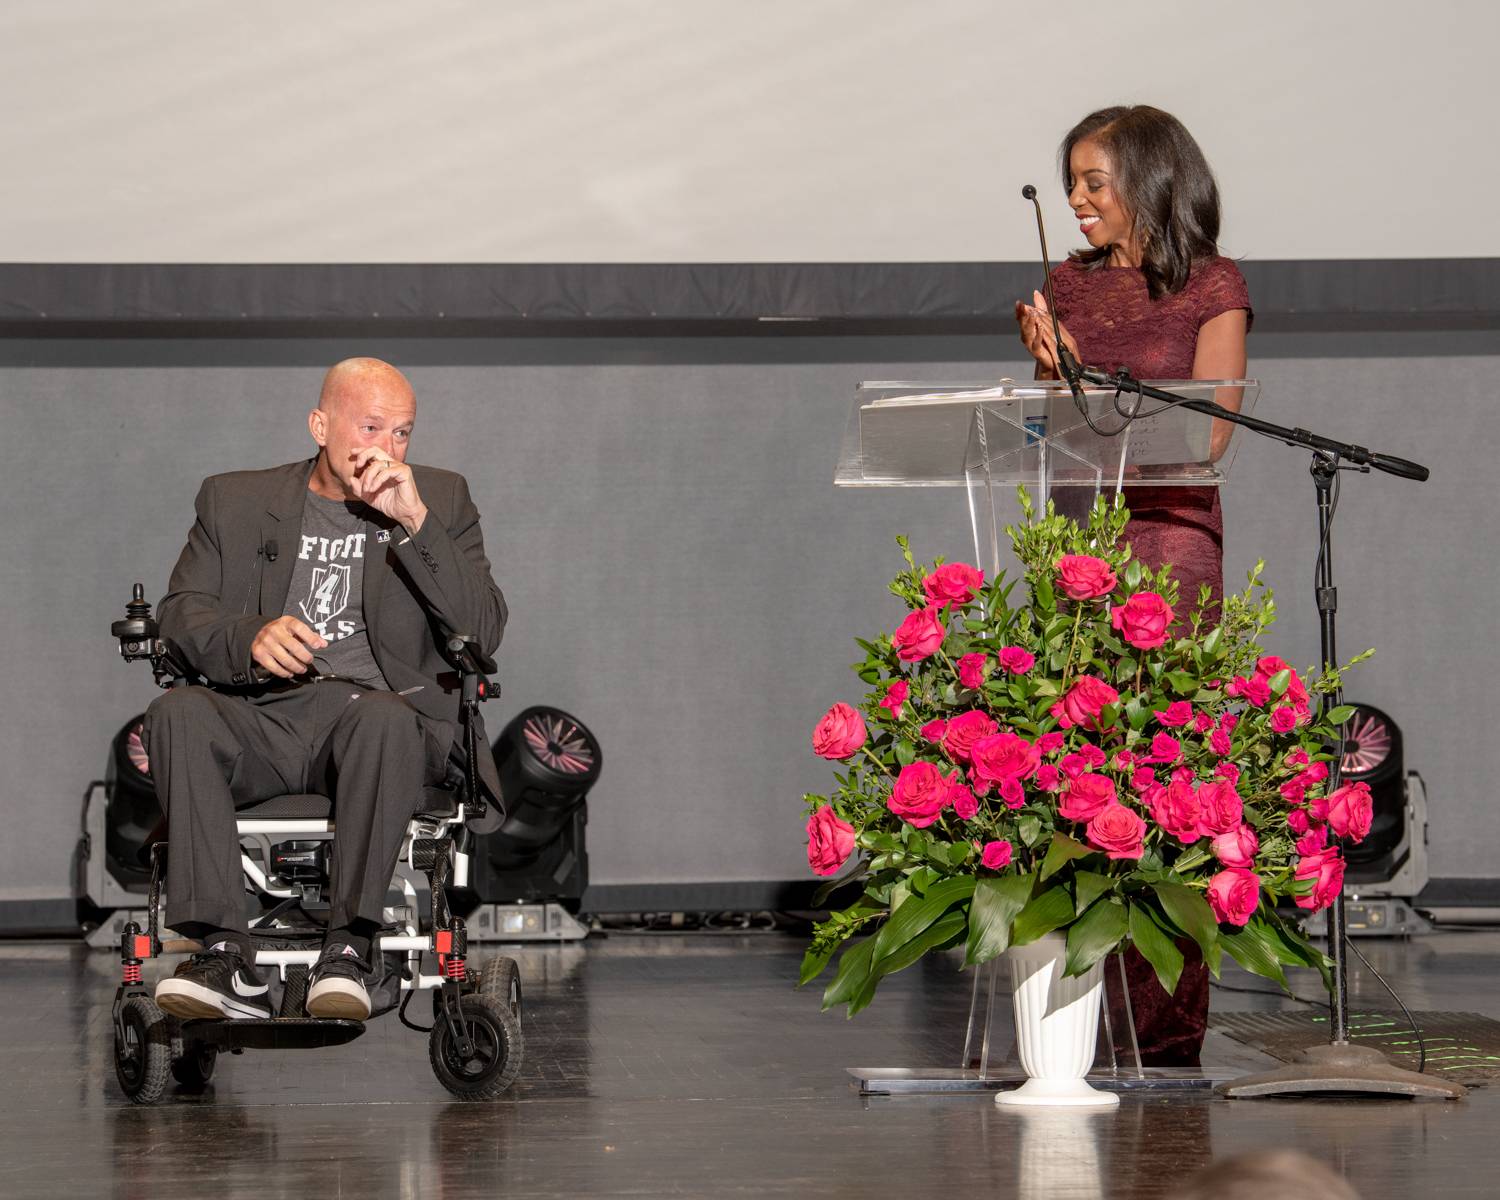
[1210,979,1323,1006]
[1347,938,1427,1073]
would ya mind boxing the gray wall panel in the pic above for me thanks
[0,333,1491,903]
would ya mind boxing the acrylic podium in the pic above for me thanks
[835,377,1262,1096]
[836,378,1259,577]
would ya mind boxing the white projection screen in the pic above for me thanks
[0,0,1495,266]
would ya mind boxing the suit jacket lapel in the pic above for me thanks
[363,511,399,643]
[259,459,315,616]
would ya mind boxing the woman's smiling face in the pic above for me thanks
[1067,138,1138,265]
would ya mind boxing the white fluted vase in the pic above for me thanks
[996,932,1118,1108]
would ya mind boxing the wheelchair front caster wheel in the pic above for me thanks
[476,955,522,1023]
[171,1038,218,1090]
[115,996,173,1105]
[429,992,523,1100]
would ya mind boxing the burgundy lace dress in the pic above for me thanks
[1051,255,1253,1066]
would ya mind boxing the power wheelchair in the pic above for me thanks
[108,584,524,1105]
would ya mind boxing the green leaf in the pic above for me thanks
[799,939,841,987]
[1065,898,1129,976]
[1165,671,1198,696]
[893,739,917,766]
[873,910,967,980]
[1073,870,1114,917]
[1220,924,1288,988]
[871,875,975,964]
[1035,574,1056,610]
[965,871,1037,965]
[1171,846,1211,876]
[1152,882,1219,964]
[1124,559,1143,589]
[1200,626,1222,657]
[1011,885,1077,946]
[1268,667,1292,698]
[1041,832,1094,881]
[821,935,878,1011]
[1258,913,1334,995]
[1325,704,1356,726]
[1128,902,1184,995]
[1017,815,1043,847]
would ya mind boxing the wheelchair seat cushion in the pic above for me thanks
[235,786,460,821]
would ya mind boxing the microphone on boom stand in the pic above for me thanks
[1021,183,1087,416]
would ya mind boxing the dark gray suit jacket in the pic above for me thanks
[158,457,508,816]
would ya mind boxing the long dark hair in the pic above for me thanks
[1060,106,1221,299]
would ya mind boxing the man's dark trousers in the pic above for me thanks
[145,680,450,936]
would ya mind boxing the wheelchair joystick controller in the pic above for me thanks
[112,582,190,689]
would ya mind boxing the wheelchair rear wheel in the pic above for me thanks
[429,991,523,1101]
[476,955,522,1023]
[115,995,173,1105]
[170,1038,218,1090]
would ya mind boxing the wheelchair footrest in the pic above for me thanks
[181,1016,366,1051]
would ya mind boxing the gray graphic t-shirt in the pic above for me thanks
[282,490,389,689]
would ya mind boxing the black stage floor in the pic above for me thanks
[4,928,1497,1198]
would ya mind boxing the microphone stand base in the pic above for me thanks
[1216,1041,1466,1100]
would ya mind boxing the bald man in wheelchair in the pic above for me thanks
[145,358,506,1022]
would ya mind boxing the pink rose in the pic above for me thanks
[1285,748,1309,767]
[1227,674,1271,707]
[892,606,946,663]
[1077,743,1106,769]
[1086,803,1147,860]
[1207,868,1262,927]
[1294,848,1346,912]
[1255,656,1309,708]
[942,710,997,765]
[1050,675,1120,731]
[1215,761,1241,786]
[949,781,979,821]
[1171,766,1195,786]
[805,806,857,876]
[919,718,947,744]
[887,761,954,828]
[1059,752,1088,779]
[812,702,867,760]
[956,652,989,690]
[1059,772,1118,822]
[1143,732,1181,765]
[1151,779,1202,844]
[999,778,1026,809]
[1286,807,1312,835]
[1212,825,1259,868]
[1056,554,1118,600]
[969,732,1041,792]
[1112,749,1134,770]
[923,562,985,609]
[1035,764,1063,792]
[1130,767,1157,793]
[1196,779,1244,838]
[1296,824,1329,856]
[1156,701,1194,728]
[980,839,1014,870]
[1220,713,1239,733]
[1325,781,1374,843]
[1209,728,1232,756]
[1270,705,1299,734]
[998,646,1036,675]
[879,679,909,719]
[1034,731,1065,754]
[1111,592,1175,650]
[1193,711,1214,733]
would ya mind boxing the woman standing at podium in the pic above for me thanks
[1016,105,1252,1068]
[1017,104,1251,626]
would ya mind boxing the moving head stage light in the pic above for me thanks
[466,707,602,943]
[1305,702,1430,937]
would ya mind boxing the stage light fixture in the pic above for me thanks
[467,707,601,942]
[102,714,161,890]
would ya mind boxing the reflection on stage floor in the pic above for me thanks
[2,929,1496,1198]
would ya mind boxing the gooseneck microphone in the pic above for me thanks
[1021,184,1085,408]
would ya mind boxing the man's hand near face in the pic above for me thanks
[250,615,328,679]
[350,446,428,536]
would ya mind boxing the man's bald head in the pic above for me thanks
[307,358,419,501]
[318,357,414,415]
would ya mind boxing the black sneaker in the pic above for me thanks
[306,942,373,1020]
[155,940,271,1020]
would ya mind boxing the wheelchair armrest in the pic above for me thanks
[445,634,496,677]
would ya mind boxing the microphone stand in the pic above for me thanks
[1072,369,1461,1099]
